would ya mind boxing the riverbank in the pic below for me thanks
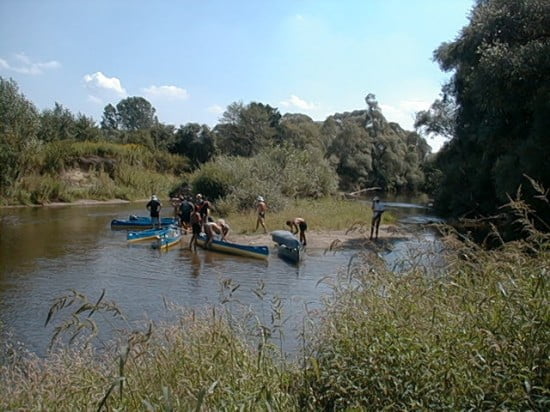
[223,225,411,251]
[0,198,134,209]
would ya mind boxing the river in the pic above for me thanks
[0,198,443,357]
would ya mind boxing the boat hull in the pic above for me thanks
[277,244,301,263]
[152,227,182,250]
[271,230,301,249]
[111,216,177,230]
[271,230,302,263]
[127,227,172,243]
[196,234,269,260]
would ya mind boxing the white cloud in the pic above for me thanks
[83,72,127,96]
[280,94,317,110]
[380,100,448,152]
[207,104,224,115]
[379,100,431,131]
[0,53,60,75]
[143,85,189,100]
[87,95,103,105]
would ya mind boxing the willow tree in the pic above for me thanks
[432,0,550,220]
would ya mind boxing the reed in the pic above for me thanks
[1,192,547,410]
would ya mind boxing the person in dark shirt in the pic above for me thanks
[179,195,195,234]
[146,195,162,228]
[195,194,211,229]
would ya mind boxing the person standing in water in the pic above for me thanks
[146,195,162,228]
[255,196,267,234]
[370,196,385,240]
[188,205,202,252]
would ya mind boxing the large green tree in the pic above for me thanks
[171,123,216,168]
[215,101,281,157]
[38,102,77,142]
[115,96,157,131]
[278,113,324,150]
[432,0,550,220]
[0,77,40,193]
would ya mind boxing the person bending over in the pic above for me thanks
[286,217,307,246]
[205,217,230,248]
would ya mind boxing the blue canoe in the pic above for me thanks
[127,226,173,243]
[111,215,178,230]
[196,233,269,260]
[271,230,303,263]
[152,227,182,250]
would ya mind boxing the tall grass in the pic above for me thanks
[1,191,548,410]
[1,236,547,410]
[217,197,395,234]
[4,140,186,204]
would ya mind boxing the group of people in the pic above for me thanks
[147,192,383,250]
[170,193,227,251]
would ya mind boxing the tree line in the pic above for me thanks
[0,78,431,203]
[2,0,548,231]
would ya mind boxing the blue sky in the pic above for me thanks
[0,0,473,151]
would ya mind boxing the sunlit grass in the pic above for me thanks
[220,197,396,234]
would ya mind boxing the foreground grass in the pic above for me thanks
[1,230,548,410]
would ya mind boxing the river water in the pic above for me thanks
[0,199,443,357]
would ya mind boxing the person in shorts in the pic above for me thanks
[146,195,162,228]
[370,196,385,240]
[189,206,202,251]
[286,217,307,246]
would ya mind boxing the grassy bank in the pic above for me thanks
[1,141,188,206]
[1,229,548,410]
[221,196,396,234]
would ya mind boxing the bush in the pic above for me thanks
[189,146,338,212]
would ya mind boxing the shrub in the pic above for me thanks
[189,146,338,212]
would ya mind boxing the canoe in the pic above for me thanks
[111,215,177,230]
[127,226,172,243]
[271,230,301,249]
[277,244,301,263]
[196,233,269,260]
[271,230,302,263]
[152,227,182,250]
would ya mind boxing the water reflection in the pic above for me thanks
[0,203,353,356]
[0,200,444,357]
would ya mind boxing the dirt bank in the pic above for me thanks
[225,225,412,251]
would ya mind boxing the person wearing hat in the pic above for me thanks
[255,196,267,234]
[370,196,384,240]
[146,194,162,228]
[195,194,211,230]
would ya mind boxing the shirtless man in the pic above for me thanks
[286,217,307,246]
[255,196,267,234]
[188,206,202,251]
[205,218,230,248]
